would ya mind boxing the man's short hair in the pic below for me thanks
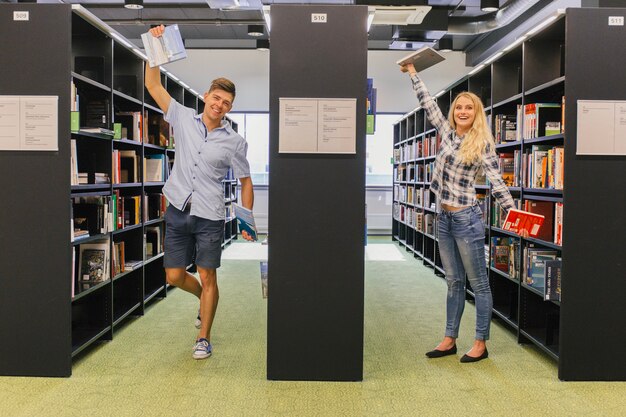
[208,77,236,99]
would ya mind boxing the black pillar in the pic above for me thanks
[0,4,72,376]
[267,5,368,381]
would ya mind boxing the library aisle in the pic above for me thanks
[1,237,624,416]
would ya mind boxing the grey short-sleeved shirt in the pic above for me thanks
[163,98,250,221]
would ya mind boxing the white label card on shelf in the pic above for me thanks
[0,95,58,151]
[279,98,356,154]
[608,16,624,26]
[577,99,626,156]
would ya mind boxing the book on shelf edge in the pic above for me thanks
[233,203,258,241]
[141,24,187,68]
[502,208,544,238]
[395,46,445,72]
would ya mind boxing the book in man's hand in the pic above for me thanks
[502,208,545,238]
[233,203,258,241]
[396,46,445,72]
[141,24,187,68]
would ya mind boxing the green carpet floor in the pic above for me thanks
[1,237,624,416]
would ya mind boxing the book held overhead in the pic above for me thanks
[396,46,445,72]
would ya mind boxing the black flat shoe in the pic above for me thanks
[460,349,489,363]
[425,345,457,358]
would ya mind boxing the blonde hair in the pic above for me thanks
[447,92,495,165]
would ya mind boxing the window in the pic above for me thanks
[366,114,402,186]
[229,113,269,185]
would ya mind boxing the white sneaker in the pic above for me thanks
[194,308,201,329]
[192,338,212,360]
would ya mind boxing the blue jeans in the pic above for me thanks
[437,204,492,341]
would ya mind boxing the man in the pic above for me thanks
[145,25,255,360]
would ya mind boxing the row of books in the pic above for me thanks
[71,81,175,147]
[145,225,163,258]
[394,184,435,209]
[493,114,517,144]
[73,236,163,297]
[112,230,167,277]
[393,161,435,183]
[392,203,436,235]
[497,145,564,190]
[393,134,443,163]
[491,236,521,280]
[492,199,563,245]
[521,102,563,140]
[72,196,114,239]
[488,238,562,302]
[114,110,174,148]
[111,151,170,184]
[73,239,111,297]
[490,99,565,143]
[524,145,564,190]
[71,81,114,135]
[524,246,560,295]
[72,192,169,239]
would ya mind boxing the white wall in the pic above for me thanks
[165,49,472,113]
[368,50,472,113]
[164,49,271,112]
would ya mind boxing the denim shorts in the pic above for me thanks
[163,205,224,270]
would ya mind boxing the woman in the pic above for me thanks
[401,63,517,363]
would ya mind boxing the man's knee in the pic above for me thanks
[165,268,186,287]
[198,268,217,287]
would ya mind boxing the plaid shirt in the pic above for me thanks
[411,74,515,213]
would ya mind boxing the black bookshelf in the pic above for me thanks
[392,8,626,381]
[0,4,239,377]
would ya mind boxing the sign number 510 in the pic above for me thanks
[312,13,327,23]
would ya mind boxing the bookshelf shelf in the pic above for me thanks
[71,326,112,357]
[113,183,142,189]
[492,308,518,329]
[72,72,112,92]
[523,236,561,250]
[144,286,165,304]
[492,93,523,110]
[490,266,518,284]
[112,269,134,282]
[522,188,562,196]
[112,223,143,235]
[523,134,564,145]
[71,279,111,302]
[113,302,142,327]
[145,252,165,265]
[495,140,522,150]
[392,9,626,380]
[143,143,166,151]
[113,90,142,106]
[525,76,565,96]
[521,282,544,298]
[70,187,111,196]
[520,329,559,361]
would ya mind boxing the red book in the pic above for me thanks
[524,200,554,242]
[502,208,545,238]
